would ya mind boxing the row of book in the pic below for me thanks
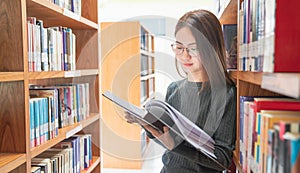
[27,17,76,72]
[29,83,90,148]
[237,0,276,72]
[140,27,153,51]
[48,0,81,16]
[239,96,300,173]
[31,134,92,173]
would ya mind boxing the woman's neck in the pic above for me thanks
[187,72,208,82]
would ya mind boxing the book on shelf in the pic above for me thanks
[102,90,227,170]
[283,132,300,173]
[260,110,300,173]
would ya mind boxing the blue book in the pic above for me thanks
[29,99,35,148]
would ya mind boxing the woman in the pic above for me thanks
[126,9,236,173]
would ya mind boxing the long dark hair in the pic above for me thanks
[174,9,234,88]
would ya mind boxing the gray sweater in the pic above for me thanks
[147,79,236,173]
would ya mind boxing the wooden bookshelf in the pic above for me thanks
[0,0,101,172]
[218,0,300,172]
[101,21,155,169]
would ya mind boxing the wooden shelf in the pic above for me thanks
[261,73,300,99]
[28,69,99,80]
[0,72,24,82]
[217,0,238,24]
[228,70,237,80]
[81,156,101,173]
[140,49,155,57]
[140,73,155,81]
[30,113,99,158]
[0,153,26,172]
[26,0,98,29]
[238,71,263,86]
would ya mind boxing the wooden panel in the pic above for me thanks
[74,30,99,69]
[0,82,26,152]
[101,22,142,169]
[0,0,24,72]
[81,0,98,24]
[218,0,238,24]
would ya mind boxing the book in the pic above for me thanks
[260,110,300,173]
[102,90,227,170]
[284,132,300,173]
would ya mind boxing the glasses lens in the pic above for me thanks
[171,43,184,55]
[187,47,199,56]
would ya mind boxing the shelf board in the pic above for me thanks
[217,0,238,24]
[228,69,237,80]
[0,72,24,82]
[81,156,101,173]
[140,49,155,57]
[31,113,99,158]
[261,73,300,99]
[26,0,98,29]
[140,73,155,81]
[238,71,263,86]
[0,153,26,172]
[28,69,99,80]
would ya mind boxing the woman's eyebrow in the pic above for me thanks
[175,41,197,46]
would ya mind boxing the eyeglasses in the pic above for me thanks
[171,43,199,57]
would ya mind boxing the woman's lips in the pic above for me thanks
[183,63,193,67]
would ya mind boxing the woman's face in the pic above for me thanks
[175,27,205,80]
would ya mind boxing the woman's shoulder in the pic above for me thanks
[167,79,186,91]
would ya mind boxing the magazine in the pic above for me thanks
[102,90,226,169]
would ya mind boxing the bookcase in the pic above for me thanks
[0,0,101,172]
[101,21,155,169]
[217,0,300,172]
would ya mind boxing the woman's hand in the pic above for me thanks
[124,111,140,124]
[142,125,175,150]
[124,111,175,150]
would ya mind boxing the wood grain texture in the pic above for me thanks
[26,0,98,29]
[0,82,26,153]
[218,0,238,24]
[101,22,143,169]
[0,153,26,173]
[0,0,23,71]
[74,30,99,69]
[0,72,24,82]
[81,0,98,24]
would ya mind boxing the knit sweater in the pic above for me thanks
[147,79,236,173]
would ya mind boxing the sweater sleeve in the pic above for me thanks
[171,85,237,171]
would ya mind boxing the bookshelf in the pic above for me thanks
[218,0,300,172]
[0,0,101,172]
[101,21,155,169]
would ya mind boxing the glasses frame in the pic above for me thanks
[171,43,199,57]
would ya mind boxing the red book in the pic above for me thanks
[273,0,300,72]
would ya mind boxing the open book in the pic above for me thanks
[102,91,227,169]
